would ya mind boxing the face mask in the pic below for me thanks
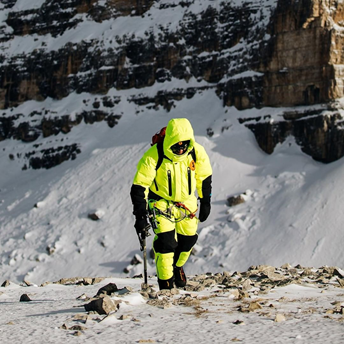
[171,140,190,155]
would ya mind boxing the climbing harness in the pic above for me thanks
[147,199,198,229]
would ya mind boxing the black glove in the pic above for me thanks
[134,213,149,236]
[199,198,211,222]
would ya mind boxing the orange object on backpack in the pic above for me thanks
[151,127,167,146]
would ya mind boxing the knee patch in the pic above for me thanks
[153,231,178,254]
[177,233,198,252]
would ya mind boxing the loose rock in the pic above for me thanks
[274,313,286,322]
[20,294,32,302]
[96,283,118,296]
[84,296,120,315]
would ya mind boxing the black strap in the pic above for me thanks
[156,142,164,171]
[189,147,196,163]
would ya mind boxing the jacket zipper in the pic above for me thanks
[187,167,191,195]
[154,179,159,191]
[167,170,172,197]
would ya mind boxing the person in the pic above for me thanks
[130,118,212,290]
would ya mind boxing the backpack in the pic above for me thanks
[151,127,196,171]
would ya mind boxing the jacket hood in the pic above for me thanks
[163,118,195,161]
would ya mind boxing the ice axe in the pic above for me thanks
[139,224,151,290]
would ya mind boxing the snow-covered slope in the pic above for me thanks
[0,0,343,285]
[1,86,343,285]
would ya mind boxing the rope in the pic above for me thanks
[148,199,198,225]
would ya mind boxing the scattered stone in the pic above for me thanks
[1,280,10,287]
[117,286,133,295]
[20,294,32,302]
[46,245,56,255]
[242,279,253,291]
[84,295,120,315]
[69,325,87,331]
[238,301,262,312]
[233,320,245,325]
[274,313,286,322]
[123,265,133,273]
[147,298,173,309]
[40,281,52,287]
[336,278,344,288]
[158,288,179,297]
[119,314,132,320]
[227,194,246,207]
[88,213,100,221]
[72,314,89,323]
[56,277,78,284]
[280,263,293,270]
[80,278,94,286]
[23,280,35,287]
[228,288,240,299]
[131,254,143,265]
[248,301,263,312]
[76,293,88,300]
[96,283,118,296]
[334,268,344,278]
[73,331,82,336]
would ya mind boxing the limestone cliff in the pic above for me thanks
[0,0,344,167]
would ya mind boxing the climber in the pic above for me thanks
[130,118,212,290]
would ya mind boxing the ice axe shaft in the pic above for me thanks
[140,224,151,290]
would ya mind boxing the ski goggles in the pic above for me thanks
[171,140,190,155]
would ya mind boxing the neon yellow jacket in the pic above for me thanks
[132,118,212,207]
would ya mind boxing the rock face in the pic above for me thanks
[1,0,344,166]
[244,105,344,163]
[260,0,344,107]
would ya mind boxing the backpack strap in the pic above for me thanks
[156,141,165,171]
[189,147,197,163]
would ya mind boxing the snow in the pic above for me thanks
[1,277,343,343]
[0,0,343,342]
[1,88,344,283]
[12,0,46,12]
[1,88,344,344]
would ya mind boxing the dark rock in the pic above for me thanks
[1,280,10,287]
[96,283,118,296]
[20,294,32,302]
[245,109,344,163]
[130,254,143,265]
[227,195,245,207]
[88,213,100,221]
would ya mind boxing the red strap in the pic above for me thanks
[175,202,197,219]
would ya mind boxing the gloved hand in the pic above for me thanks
[134,213,149,237]
[199,198,211,222]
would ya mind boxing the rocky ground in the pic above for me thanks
[1,265,343,343]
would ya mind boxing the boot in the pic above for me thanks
[158,277,174,290]
[174,266,187,288]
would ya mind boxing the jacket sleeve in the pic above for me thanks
[130,146,158,216]
[194,143,212,201]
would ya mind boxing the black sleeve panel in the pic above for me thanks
[130,184,147,217]
[201,175,212,203]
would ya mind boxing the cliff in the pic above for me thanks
[1,0,344,167]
